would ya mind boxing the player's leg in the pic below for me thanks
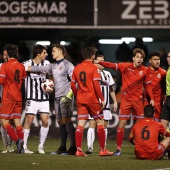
[65,118,76,155]
[1,125,10,153]
[104,120,108,146]
[23,100,39,154]
[8,120,14,153]
[0,101,23,153]
[75,119,87,156]
[38,101,50,154]
[23,114,34,153]
[75,103,88,156]
[159,137,170,159]
[51,98,68,155]
[114,99,131,156]
[103,110,113,147]
[86,119,96,154]
[160,100,170,129]
[64,99,76,155]
[38,113,49,154]
[89,103,113,156]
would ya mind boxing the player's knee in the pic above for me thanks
[96,119,104,126]
[59,117,71,125]
[89,120,96,128]
[117,126,125,133]
[41,121,48,127]
[119,120,127,128]
[76,125,84,132]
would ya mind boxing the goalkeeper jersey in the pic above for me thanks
[31,59,74,98]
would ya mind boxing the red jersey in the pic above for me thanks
[145,67,166,105]
[100,62,151,101]
[0,59,26,101]
[129,118,166,158]
[71,60,102,104]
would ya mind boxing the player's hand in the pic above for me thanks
[150,99,154,107]
[25,66,31,72]
[93,60,99,64]
[61,90,74,105]
[100,101,105,109]
[113,102,118,112]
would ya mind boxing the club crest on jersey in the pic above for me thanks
[157,73,161,78]
[139,71,143,75]
[59,66,62,70]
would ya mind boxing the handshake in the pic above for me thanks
[61,90,74,105]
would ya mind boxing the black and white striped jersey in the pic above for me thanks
[100,70,115,109]
[23,59,51,101]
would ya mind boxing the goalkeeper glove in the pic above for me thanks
[61,90,74,105]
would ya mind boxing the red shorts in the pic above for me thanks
[135,144,165,160]
[0,100,22,120]
[119,98,144,120]
[77,103,103,120]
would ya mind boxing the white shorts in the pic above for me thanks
[25,100,50,115]
[88,109,112,120]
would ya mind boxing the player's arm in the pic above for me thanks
[109,85,118,112]
[0,64,6,85]
[71,72,77,97]
[94,80,105,109]
[128,131,135,145]
[26,64,52,74]
[145,82,154,106]
[93,60,118,70]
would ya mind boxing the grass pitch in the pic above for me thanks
[1,137,170,170]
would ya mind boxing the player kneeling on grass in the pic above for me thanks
[129,105,170,160]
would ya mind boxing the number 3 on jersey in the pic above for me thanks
[79,71,86,86]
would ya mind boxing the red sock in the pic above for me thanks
[116,127,125,150]
[97,125,105,150]
[75,125,84,151]
[4,123,19,142]
[16,126,24,140]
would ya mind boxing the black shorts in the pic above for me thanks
[161,97,170,121]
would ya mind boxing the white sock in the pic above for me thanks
[39,126,49,148]
[23,129,30,149]
[104,128,108,146]
[1,126,10,147]
[87,128,95,150]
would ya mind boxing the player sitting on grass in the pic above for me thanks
[129,105,170,160]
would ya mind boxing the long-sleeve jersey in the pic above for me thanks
[31,59,74,98]
[99,61,153,101]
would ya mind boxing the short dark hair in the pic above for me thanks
[144,105,154,118]
[4,44,18,58]
[133,48,145,58]
[52,44,66,56]
[149,51,161,59]
[83,47,97,59]
[33,44,47,58]
[95,54,104,60]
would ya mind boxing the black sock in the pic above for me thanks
[60,125,68,147]
[65,122,76,147]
